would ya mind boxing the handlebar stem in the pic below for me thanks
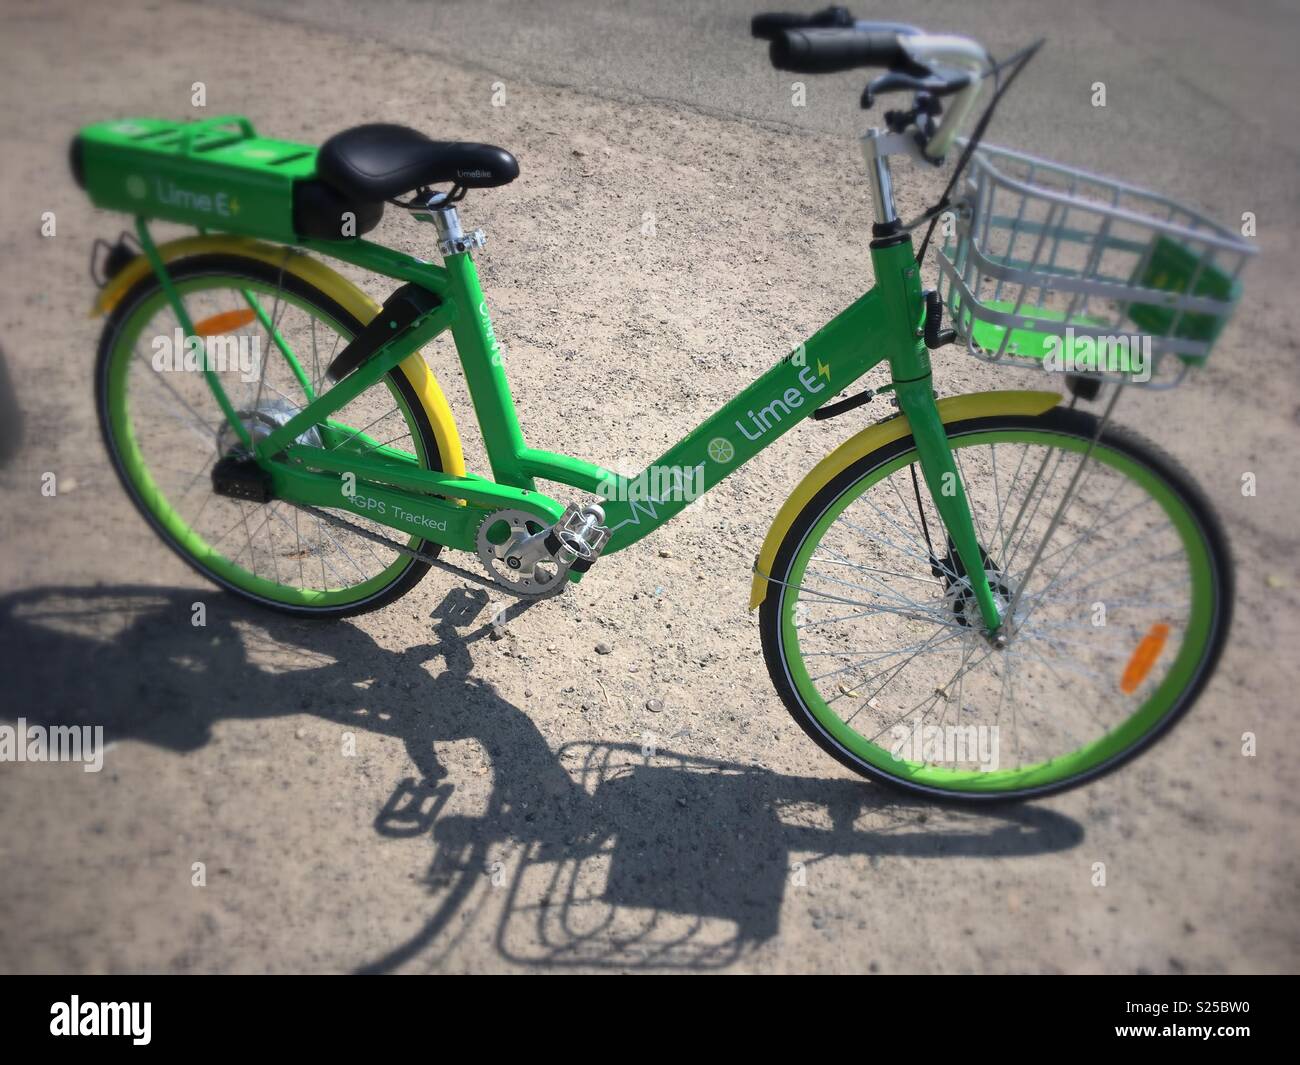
[862,130,900,227]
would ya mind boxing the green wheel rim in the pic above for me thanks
[778,428,1218,794]
[105,274,428,609]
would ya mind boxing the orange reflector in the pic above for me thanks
[1120,622,1171,694]
[192,308,257,337]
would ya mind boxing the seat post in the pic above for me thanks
[428,204,485,257]
[431,205,464,246]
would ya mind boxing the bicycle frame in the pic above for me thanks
[133,208,1006,632]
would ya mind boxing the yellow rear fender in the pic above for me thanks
[92,235,466,478]
[748,390,1062,610]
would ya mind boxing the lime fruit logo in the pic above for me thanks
[125,175,148,200]
[707,437,735,464]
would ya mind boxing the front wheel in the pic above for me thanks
[760,406,1232,801]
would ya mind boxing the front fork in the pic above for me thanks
[895,377,1004,635]
[872,238,1004,636]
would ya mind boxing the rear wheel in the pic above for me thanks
[760,407,1232,801]
[96,254,443,618]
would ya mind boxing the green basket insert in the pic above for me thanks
[952,297,1146,374]
[1127,236,1241,361]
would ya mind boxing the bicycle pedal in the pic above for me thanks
[544,503,610,573]
[211,453,273,503]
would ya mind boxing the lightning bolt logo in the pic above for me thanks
[817,360,830,382]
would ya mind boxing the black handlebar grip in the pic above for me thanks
[770,28,906,73]
[751,6,853,40]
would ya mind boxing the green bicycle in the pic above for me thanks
[71,10,1253,800]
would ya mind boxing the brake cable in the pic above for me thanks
[816,40,1045,424]
[913,37,1045,265]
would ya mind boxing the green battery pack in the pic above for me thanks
[71,115,379,243]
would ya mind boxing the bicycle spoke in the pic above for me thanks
[775,418,1214,790]
[113,273,430,606]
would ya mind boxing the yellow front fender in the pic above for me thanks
[748,390,1062,610]
[92,235,466,478]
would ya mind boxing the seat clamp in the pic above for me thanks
[438,229,486,257]
[424,204,486,258]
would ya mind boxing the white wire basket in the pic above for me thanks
[936,143,1256,388]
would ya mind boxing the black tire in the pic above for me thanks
[95,253,443,620]
[759,405,1234,802]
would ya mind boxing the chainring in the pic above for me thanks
[475,508,567,598]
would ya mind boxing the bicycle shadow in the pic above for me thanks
[0,582,1085,971]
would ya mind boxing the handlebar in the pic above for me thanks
[751,7,920,41]
[753,11,994,160]
[769,28,911,74]
[751,5,854,39]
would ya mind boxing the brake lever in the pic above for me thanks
[861,70,971,109]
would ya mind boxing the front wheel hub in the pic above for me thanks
[948,571,1016,628]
